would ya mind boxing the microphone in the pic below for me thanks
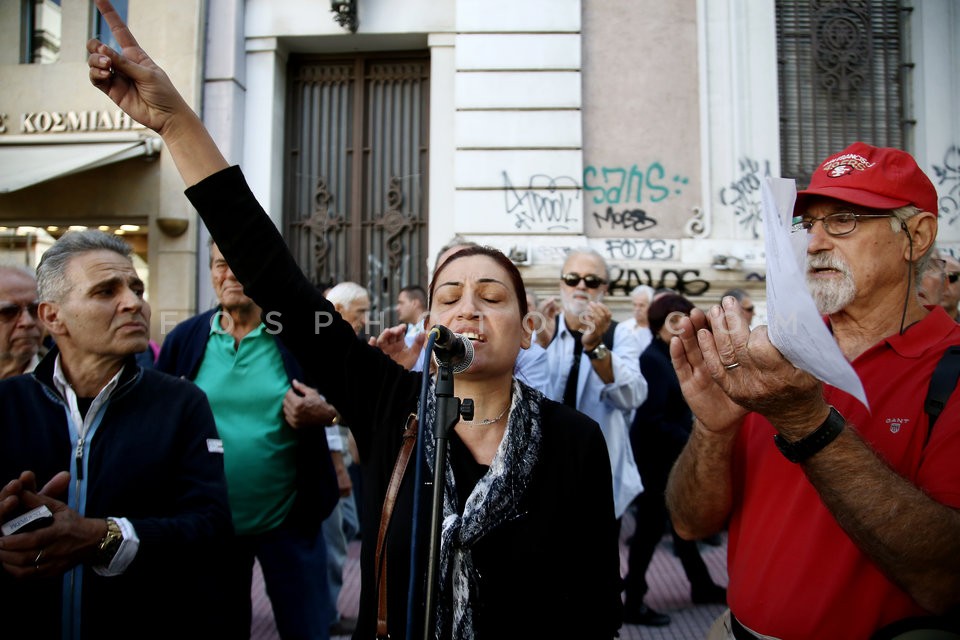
[430,325,474,374]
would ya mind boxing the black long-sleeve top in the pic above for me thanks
[186,166,623,639]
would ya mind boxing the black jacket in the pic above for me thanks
[0,350,233,638]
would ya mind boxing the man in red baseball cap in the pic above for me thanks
[667,142,960,639]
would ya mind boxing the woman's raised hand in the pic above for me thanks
[86,0,191,136]
[85,0,228,186]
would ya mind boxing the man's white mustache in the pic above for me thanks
[808,254,851,276]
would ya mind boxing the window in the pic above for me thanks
[22,0,61,64]
[91,0,128,53]
[776,0,912,186]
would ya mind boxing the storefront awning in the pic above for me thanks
[0,134,162,194]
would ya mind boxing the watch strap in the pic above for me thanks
[774,406,845,463]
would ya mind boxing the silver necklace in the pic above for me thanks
[465,404,509,427]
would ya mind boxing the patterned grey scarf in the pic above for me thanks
[421,378,543,640]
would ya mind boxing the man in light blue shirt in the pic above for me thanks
[538,248,646,520]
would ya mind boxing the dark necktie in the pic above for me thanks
[562,330,584,408]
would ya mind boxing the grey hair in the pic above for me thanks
[888,205,936,286]
[37,230,132,302]
[325,281,369,307]
[630,284,656,303]
[562,247,610,280]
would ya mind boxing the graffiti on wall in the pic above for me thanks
[590,206,658,232]
[607,267,710,298]
[602,238,678,261]
[503,171,581,231]
[502,163,691,233]
[932,145,960,226]
[583,163,690,233]
[718,157,772,239]
[583,163,689,205]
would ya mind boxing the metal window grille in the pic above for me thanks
[776,0,913,186]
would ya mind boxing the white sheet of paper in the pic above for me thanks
[762,177,869,410]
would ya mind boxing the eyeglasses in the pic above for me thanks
[0,301,39,323]
[792,212,894,237]
[561,273,607,289]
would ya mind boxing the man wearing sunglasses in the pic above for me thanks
[538,248,646,530]
[0,265,43,379]
[940,255,960,322]
[918,250,946,306]
[667,142,960,639]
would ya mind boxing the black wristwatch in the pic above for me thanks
[773,406,845,463]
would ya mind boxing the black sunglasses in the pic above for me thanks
[561,273,607,289]
[0,301,39,323]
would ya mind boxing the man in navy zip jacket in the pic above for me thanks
[0,230,233,639]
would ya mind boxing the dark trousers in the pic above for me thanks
[622,428,717,606]
[622,487,716,604]
[219,520,334,640]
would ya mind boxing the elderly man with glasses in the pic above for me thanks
[667,142,960,639]
[0,265,43,379]
[537,249,646,541]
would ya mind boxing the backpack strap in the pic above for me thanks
[924,345,960,440]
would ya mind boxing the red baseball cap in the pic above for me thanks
[795,142,938,216]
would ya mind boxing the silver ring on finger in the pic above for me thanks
[723,361,741,370]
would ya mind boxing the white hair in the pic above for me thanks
[325,281,369,307]
[629,284,655,303]
[562,247,610,280]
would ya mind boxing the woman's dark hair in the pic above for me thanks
[429,246,528,319]
[648,292,695,335]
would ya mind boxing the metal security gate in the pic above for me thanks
[284,53,430,328]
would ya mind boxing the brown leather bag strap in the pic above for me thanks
[376,413,418,639]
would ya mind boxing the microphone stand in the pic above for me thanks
[405,332,436,640]
[421,360,466,640]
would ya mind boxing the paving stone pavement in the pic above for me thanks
[252,510,729,640]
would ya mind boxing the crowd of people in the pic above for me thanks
[1,2,959,639]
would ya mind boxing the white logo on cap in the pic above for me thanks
[822,153,875,178]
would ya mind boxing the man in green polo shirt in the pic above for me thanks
[156,242,339,639]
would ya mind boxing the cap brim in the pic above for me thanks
[794,186,909,215]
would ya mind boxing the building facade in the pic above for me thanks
[2,0,958,338]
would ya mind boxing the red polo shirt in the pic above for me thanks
[727,306,960,638]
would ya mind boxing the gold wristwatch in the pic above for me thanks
[585,342,610,361]
[95,518,123,565]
